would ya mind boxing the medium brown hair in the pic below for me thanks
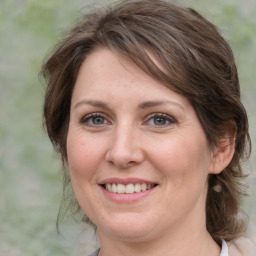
[41,0,251,242]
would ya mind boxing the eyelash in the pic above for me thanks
[80,112,176,128]
[144,113,176,127]
[80,112,109,126]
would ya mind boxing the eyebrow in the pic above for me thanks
[74,100,111,110]
[138,100,184,111]
[74,99,184,111]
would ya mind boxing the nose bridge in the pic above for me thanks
[106,121,144,168]
[116,121,134,147]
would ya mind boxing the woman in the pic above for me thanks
[41,0,253,255]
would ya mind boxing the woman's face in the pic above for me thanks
[67,47,216,242]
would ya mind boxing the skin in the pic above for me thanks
[67,47,234,256]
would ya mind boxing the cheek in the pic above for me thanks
[67,131,97,178]
[66,131,102,213]
[154,135,210,212]
[150,134,211,181]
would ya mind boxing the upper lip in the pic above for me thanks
[99,177,158,185]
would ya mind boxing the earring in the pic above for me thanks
[212,183,222,193]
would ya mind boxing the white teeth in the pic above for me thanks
[106,184,112,192]
[141,183,147,191]
[126,184,135,194]
[117,184,126,194]
[112,184,117,193]
[134,183,142,193]
[105,183,155,194]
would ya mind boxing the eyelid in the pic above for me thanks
[143,112,176,126]
[80,112,111,126]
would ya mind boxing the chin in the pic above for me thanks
[96,212,160,242]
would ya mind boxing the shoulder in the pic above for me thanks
[227,236,256,256]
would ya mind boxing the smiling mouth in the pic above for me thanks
[102,183,158,194]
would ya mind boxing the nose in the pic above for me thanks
[105,124,145,169]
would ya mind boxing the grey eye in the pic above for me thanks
[146,113,175,127]
[153,117,168,125]
[81,113,108,126]
[91,116,105,125]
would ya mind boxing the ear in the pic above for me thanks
[208,122,236,175]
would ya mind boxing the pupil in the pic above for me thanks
[93,117,104,124]
[154,117,165,125]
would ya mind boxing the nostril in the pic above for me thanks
[107,159,137,169]
[105,148,145,169]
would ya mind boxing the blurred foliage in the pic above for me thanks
[0,0,255,255]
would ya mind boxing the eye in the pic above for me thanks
[145,113,176,127]
[81,113,109,126]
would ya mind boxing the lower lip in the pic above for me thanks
[100,186,156,203]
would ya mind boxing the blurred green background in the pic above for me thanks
[0,0,255,255]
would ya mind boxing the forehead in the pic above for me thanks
[72,47,190,107]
